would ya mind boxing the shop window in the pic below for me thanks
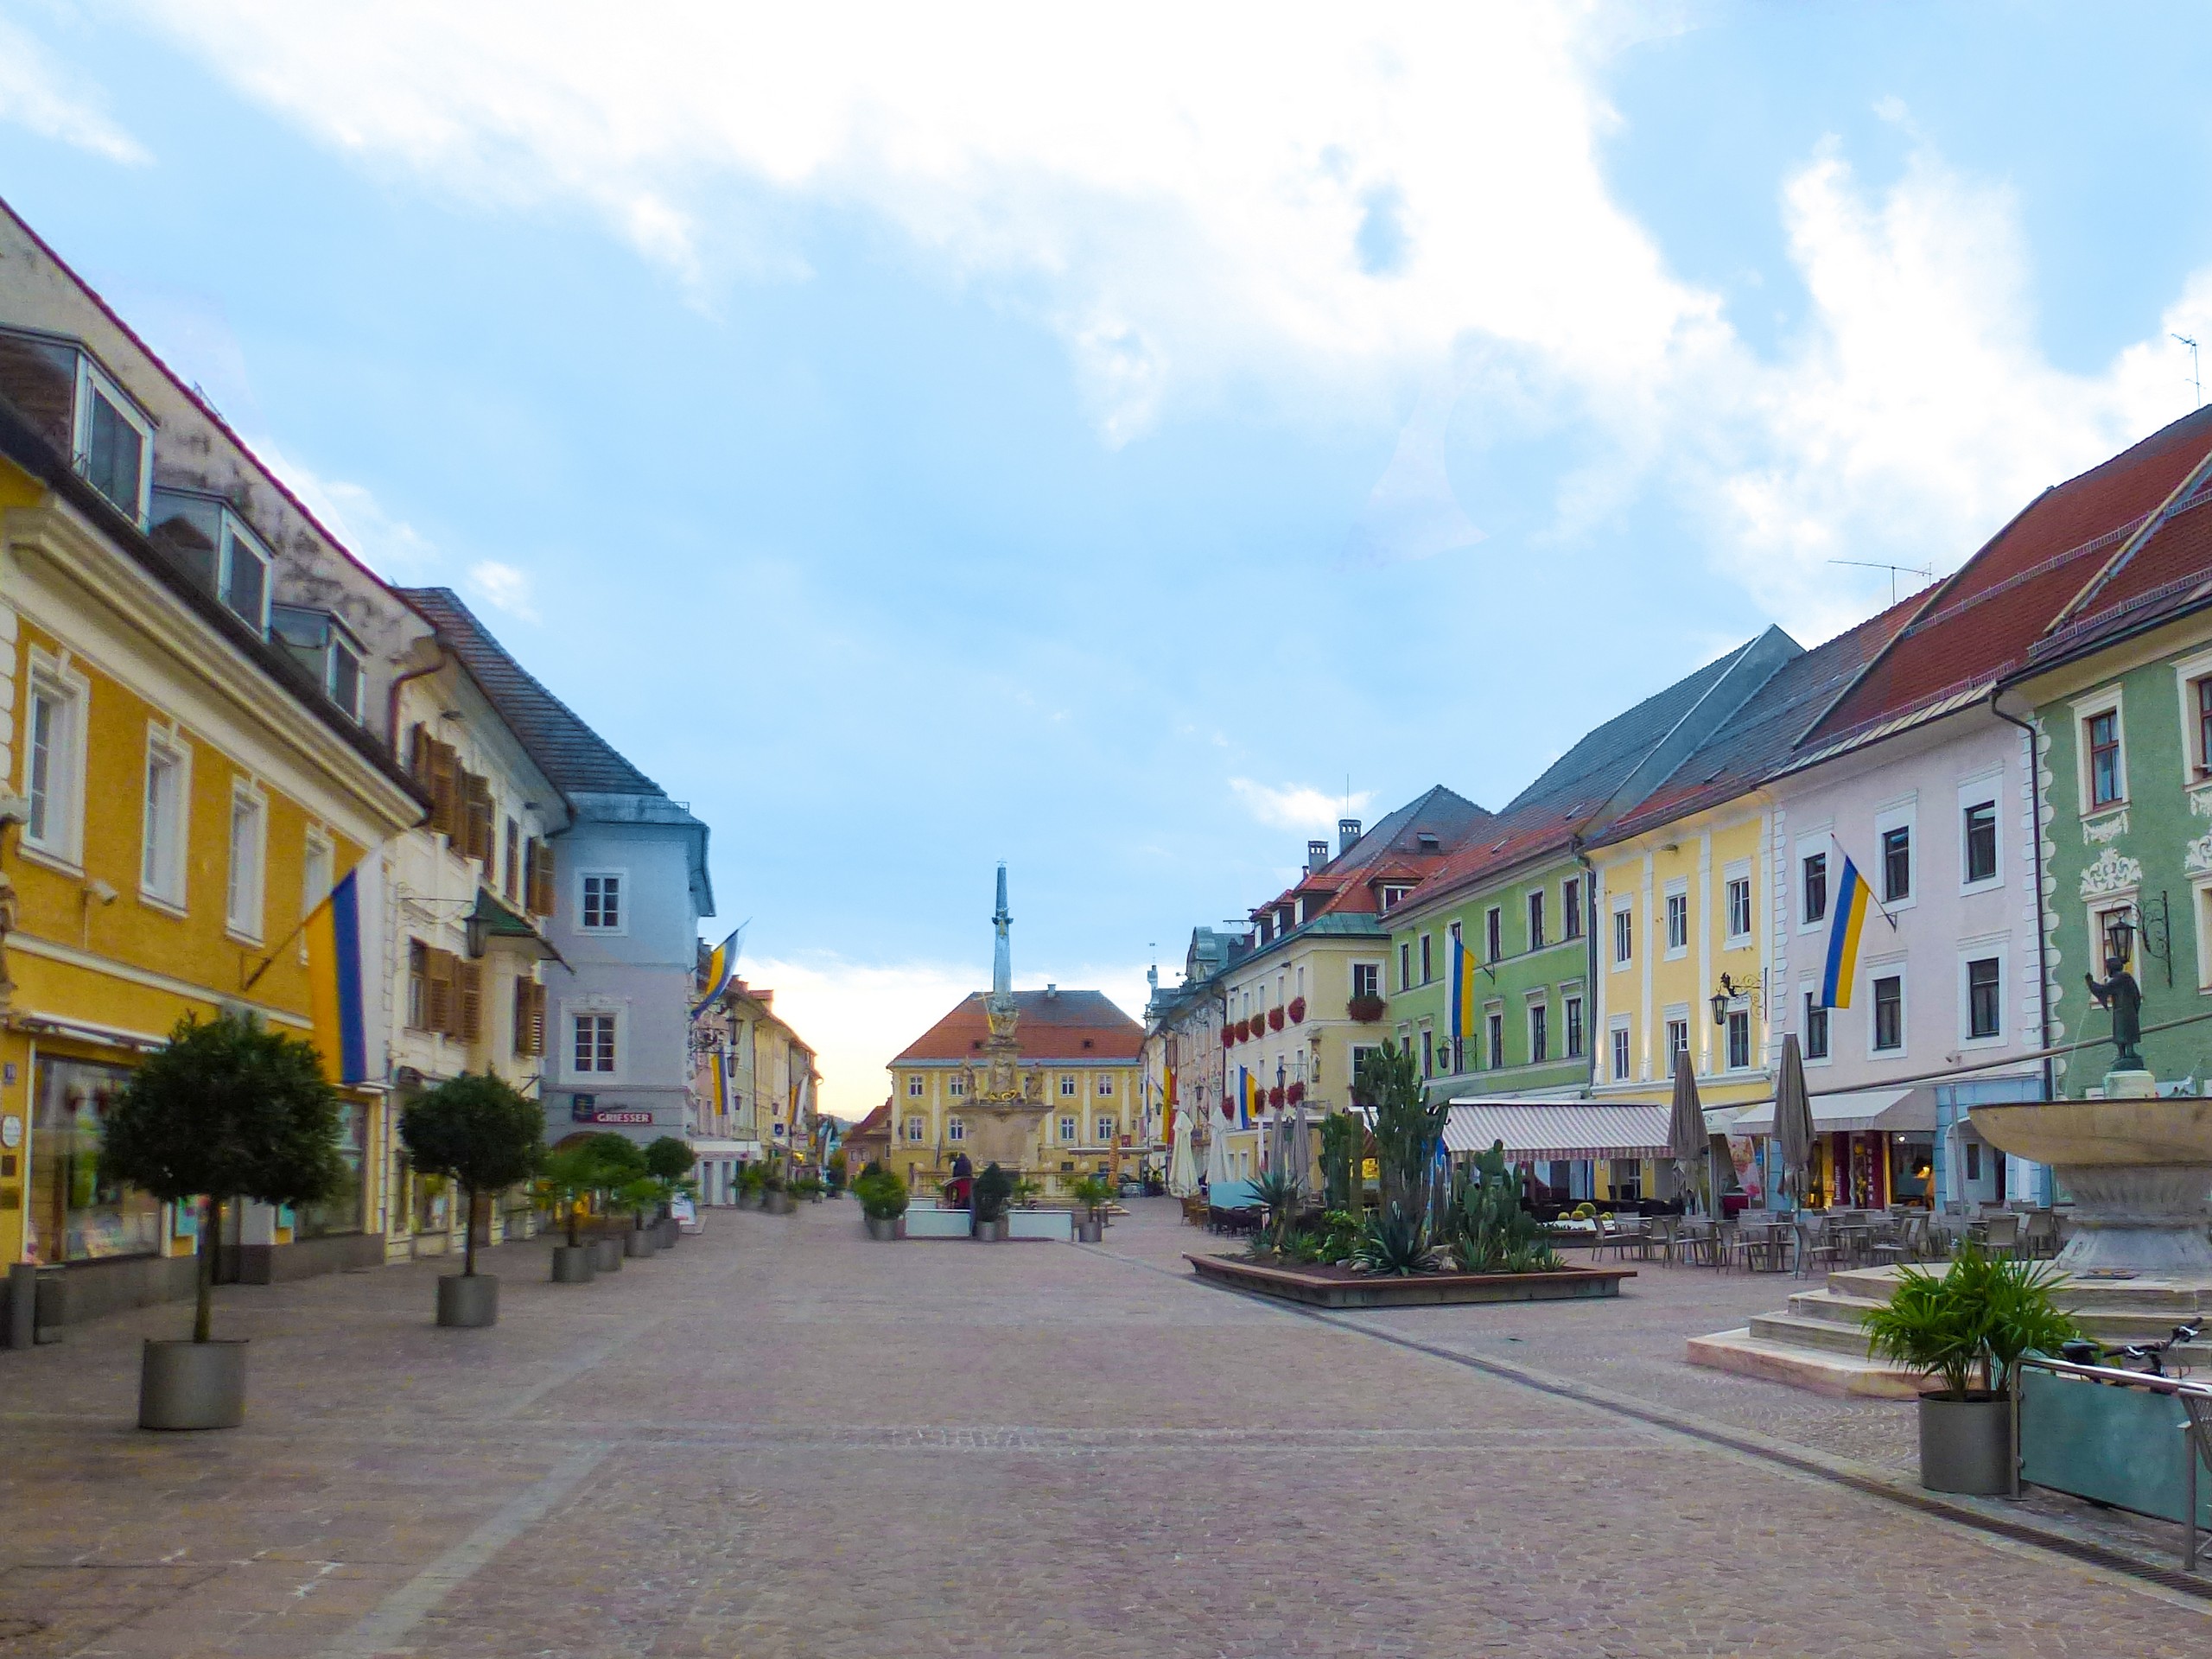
[295,1101,367,1238]
[31,1058,159,1262]
[1967,957,2001,1040]
[1872,976,1904,1052]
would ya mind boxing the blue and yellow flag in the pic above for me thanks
[1448,933,1478,1044]
[1817,856,1872,1009]
[1238,1065,1261,1128]
[305,866,375,1085]
[690,925,744,1018]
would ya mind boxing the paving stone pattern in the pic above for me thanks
[0,1201,2205,1656]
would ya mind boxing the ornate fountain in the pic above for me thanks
[955,865,1049,1175]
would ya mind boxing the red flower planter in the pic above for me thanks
[1221,1027,1235,1050]
[1268,1085,1285,1109]
[1287,1082,1305,1105]
[1346,995,1386,1023]
[1220,1097,1235,1120]
[1234,1018,1250,1043]
[1268,1007,1286,1032]
[1287,996,1306,1024]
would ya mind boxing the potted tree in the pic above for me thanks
[826,1149,848,1197]
[972,1162,1013,1242]
[1069,1174,1112,1243]
[644,1137,695,1247]
[399,1072,544,1328]
[855,1162,909,1240]
[582,1135,645,1270]
[762,1159,795,1215]
[1860,1243,2076,1495]
[736,1160,767,1210]
[538,1145,601,1282]
[99,1012,346,1431]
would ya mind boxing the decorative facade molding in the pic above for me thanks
[2082,808,2130,845]
[2079,844,2144,899]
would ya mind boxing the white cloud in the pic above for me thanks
[1229,779,1374,833]
[741,952,1147,1122]
[115,5,2212,631]
[467,560,538,621]
[255,448,442,581]
[0,19,149,163]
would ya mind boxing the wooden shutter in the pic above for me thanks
[456,958,482,1043]
[528,838,556,916]
[407,938,429,1030]
[426,740,459,838]
[503,819,521,902]
[426,948,455,1036]
[461,772,494,863]
[512,978,544,1058]
[408,723,432,787]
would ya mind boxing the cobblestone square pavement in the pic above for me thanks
[3,1200,2209,1657]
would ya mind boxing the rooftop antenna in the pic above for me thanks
[2177,334,2202,409]
[1827,558,1935,607]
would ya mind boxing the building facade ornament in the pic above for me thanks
[2083,809,2131,845]
[2079,844,2144,899]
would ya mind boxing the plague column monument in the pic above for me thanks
[959,865,1050,1175]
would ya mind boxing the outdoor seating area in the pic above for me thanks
[1580,1203,2070,1278]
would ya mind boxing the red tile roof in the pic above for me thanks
[893,990,1143,1064]
[1246,785,1491,932]
[1806,406,2212,745]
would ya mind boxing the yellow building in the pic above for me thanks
[0,342,422,1319]
[887,988,1142,1197]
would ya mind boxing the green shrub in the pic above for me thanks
[973,1162,1014,1224]
[1859,1242,2076,1398]
[399,1072,544,1276]
[855,1162,909,1221]
[1447,1141,1563,1274]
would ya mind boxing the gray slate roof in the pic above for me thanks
[398,587,664,798]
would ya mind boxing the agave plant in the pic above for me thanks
[1352,1204,1435,1276]
[1446,1141,1564,1274]
[1249,1166,1306,1256]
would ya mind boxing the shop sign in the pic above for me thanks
[0,1115,20,1149]
[570,1095,652,1126]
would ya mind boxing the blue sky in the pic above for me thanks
[7,2,2212,1116]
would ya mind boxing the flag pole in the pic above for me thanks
[1829,830,1900,931]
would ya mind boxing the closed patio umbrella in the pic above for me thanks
[1669,1050,1707,1213]
[1168,1109,1198,1198]
[1205,1105,1232,1189]
[1774,1032,1815,1209]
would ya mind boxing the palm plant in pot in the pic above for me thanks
[614,1173,664,1256]
[399,1072,543,1327]
[1860,1243,2076,1495]
[537,1146,603,1282]
[855,1161,908,1240]
[582,1134,646,1269]
[736,1160,768,1209]
[972,1162,1014,1241]
[1069,1173,1113,1243]
[644,1136,696,1245]
[99,1012,346,1430]
[762,1160,794,1215]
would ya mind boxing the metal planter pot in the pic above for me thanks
[624,1227,658,1258]
[550,1245,596,1284]
[1077,1219,1104,1243]
[976,1218,1007,1243]
[1918,1392,2013,1495]
[139,1338,247,1431]
[766,1192,795,1216]
[591,1237,625,1273]
[436,1274,499,1328]
[864,1215,899,1242]
[659,1218,680,1248]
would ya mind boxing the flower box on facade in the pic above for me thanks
[1221,1027,1234,1050]
[1286,1082,1304,1105]
[1234,1018,1250,1042]
[1268,1007,1286,1032]
[1287,997,1306,1024]
[1268,1085,1285,1109]
[1346,994,1386,1023]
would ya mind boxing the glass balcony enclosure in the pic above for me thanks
[149,486,275,635]
[0,326,155,527]
[270,603,366,721]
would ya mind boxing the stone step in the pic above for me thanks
[1824,1264,2212,1312]
[1683,1328,1925,1399]
[1749,1310,1881,1357]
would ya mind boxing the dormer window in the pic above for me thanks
[0,328,155,525]
[149,488,274,634]
[270,605,365,721]
[1381,884,1410,911]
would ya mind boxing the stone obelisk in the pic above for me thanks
[962,863,1048,1173]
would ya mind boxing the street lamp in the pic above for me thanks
[1710,973,1754,1027]
[2103,909,2138,970]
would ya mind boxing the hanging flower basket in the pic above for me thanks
[1268,1007,1286,1032]
[1286,1082,1305,1105]
[1268,1085,1286,1109]
[1221,1027,1235,1050]
[1346,994,1386,1023]
[1220,1097,1235,1120]
[1233,1018,1249,1043]
[1287,997,1306,1024]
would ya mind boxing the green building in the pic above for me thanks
[2000,462,2212,1093]
[1386,629,1800,1102]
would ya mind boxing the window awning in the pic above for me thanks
[1728,1086,1936,1136]
[1432,1099,1677,1163]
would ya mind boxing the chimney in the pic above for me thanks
[1306,838,1329,873]
[1046,982,1058,998]
[1338,817,1363,855]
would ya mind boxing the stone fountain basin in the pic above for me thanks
[1969,1099,2212,1166]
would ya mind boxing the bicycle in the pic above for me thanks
[2061,1321,2202,1379]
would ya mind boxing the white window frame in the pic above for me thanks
[1797,980,1832,1067]
[1058,1115,1077,1143]
[1663,880,1689,958]
[1526,995,1549,1065]
[1608,1015,1633,1082]
[906,1074,925,1097]
[948,1074,966,1097]
[20,651,89,870]
[563,997,626,1083]
[139,725,191,911]
[73,354,154,527]
[946,1116,964,1142]
[1096,1113,1116,1143]
[1796,839,1830,933]
[225,781,268,943]
[906,1115,927,1144]
[218,514,275,636]
[2193,878,2212,994]
[1351,961,1382,1001]
[1664,1012,1690,1072]
[1096,1073,1115,1096]
[576,868,628,935]
[1058,1074,1077,1099]
[1611,899,1634,969]
[1873,798,1919,912]
[300,828,334,963]
[1723,861,1753,947]
[2170,645,2212,786]
[1866,959,1907,1057]
[1958,940,2007,1048]
[1562,989,1585,1059]
[1725,1004,1753,1071]
[2071,685,2128,819]
[1957,770,2005,895]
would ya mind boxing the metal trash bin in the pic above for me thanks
[32,1266,66,1344]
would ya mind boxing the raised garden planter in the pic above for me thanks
[1186,1254,1634,1309]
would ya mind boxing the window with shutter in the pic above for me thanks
[513,978,545,1057]
[462,772,494,863]
[426,949,456,1035]
[427,741,460,839]
[407,938,429,1030]
[504,818,521,902]
[526,838,556,916]
[457,958,483,1042]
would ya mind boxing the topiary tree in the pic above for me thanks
[644,1135,695,1184]
[973,1161,1014,1225]
[399,1073,544,1278]
[855,1161,909,1221]
[99,1012,346,1343]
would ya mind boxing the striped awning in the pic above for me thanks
[1433,1099,1676,1163]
